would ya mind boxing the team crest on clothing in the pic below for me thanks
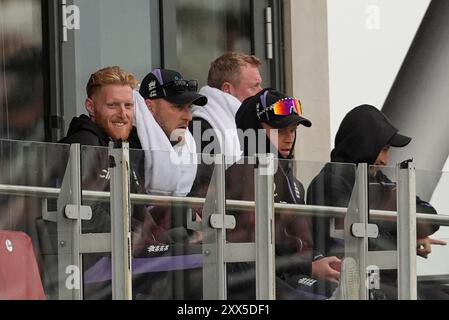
[294,182,301,200]
[297,277,317,287]
[148,80,157,98]
[273,183,279,200]
[147,245,169,254]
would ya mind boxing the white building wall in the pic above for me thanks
[327,0,430,148]
[285,0,449,277]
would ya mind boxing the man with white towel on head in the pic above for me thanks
[134,68,207,197]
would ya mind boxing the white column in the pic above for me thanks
[283,0,331,165]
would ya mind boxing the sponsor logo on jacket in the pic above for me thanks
[294,181,301,200]
[147,245,169,254]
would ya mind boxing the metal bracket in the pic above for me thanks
[209,214,236,230]
[255,153,275,175]
[351,223,379,238]
[367,251,397,270]
[367,265,381,290]
[80,233,111,253]
[400,158,414,169]
[43,211,58,222]
[186,208,202,231]
[64,204,92,221]
[330,217,344,239]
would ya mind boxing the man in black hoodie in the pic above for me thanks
[307,104,446,299]
[58,66,175,299]
[225,89,341,299]
[59,66,148,233]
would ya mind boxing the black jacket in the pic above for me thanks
[307,105,439,255]
[58,115,146,233]
[224,91,319,299]
[187,118,217,199]
[60,114,142,148]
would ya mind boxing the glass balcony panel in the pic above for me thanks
[0,139,71,299]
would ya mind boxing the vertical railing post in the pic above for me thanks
[397,160,417,300]
[109,141,132,300]
[215,154,227,299]
[255,154,276,300]
[202,154,227,299]
[344,163,369,300]
[56,143,83,300]
[356,163,369,300]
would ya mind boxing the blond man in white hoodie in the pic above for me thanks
[189,52,262,159]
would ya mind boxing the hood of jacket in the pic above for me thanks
[59,114,110,146]
[331,104,405,164]
[59,114,141,149]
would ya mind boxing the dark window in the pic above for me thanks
[0,0,45,141]
[175,0,252,87]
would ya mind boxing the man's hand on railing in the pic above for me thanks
[417,237,447,259]
[311,256,341,283]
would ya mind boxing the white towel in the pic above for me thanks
[191,86,242,163]
[133,91,197,196]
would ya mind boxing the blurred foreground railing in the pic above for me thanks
[2,183,449,226]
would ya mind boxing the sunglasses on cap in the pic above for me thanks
[257,95,303,121]
[161,79,198,97]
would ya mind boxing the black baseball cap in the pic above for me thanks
[139,68,207,106]
[256,89,312,128]
[389,132,411,147]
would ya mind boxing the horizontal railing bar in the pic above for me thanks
[0,184,60,198]
[417,274,449,284]
[2,183,449,226]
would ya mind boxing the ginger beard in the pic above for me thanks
[86,84,134,141]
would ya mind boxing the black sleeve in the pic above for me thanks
[416,196,440,238]
[128,131,146,195]
[369,179,440,239]
[275,254,312,276]
[307,175,353,208]
[227,254,312,294]
[306,171,353,257]
[187,118,218,199]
